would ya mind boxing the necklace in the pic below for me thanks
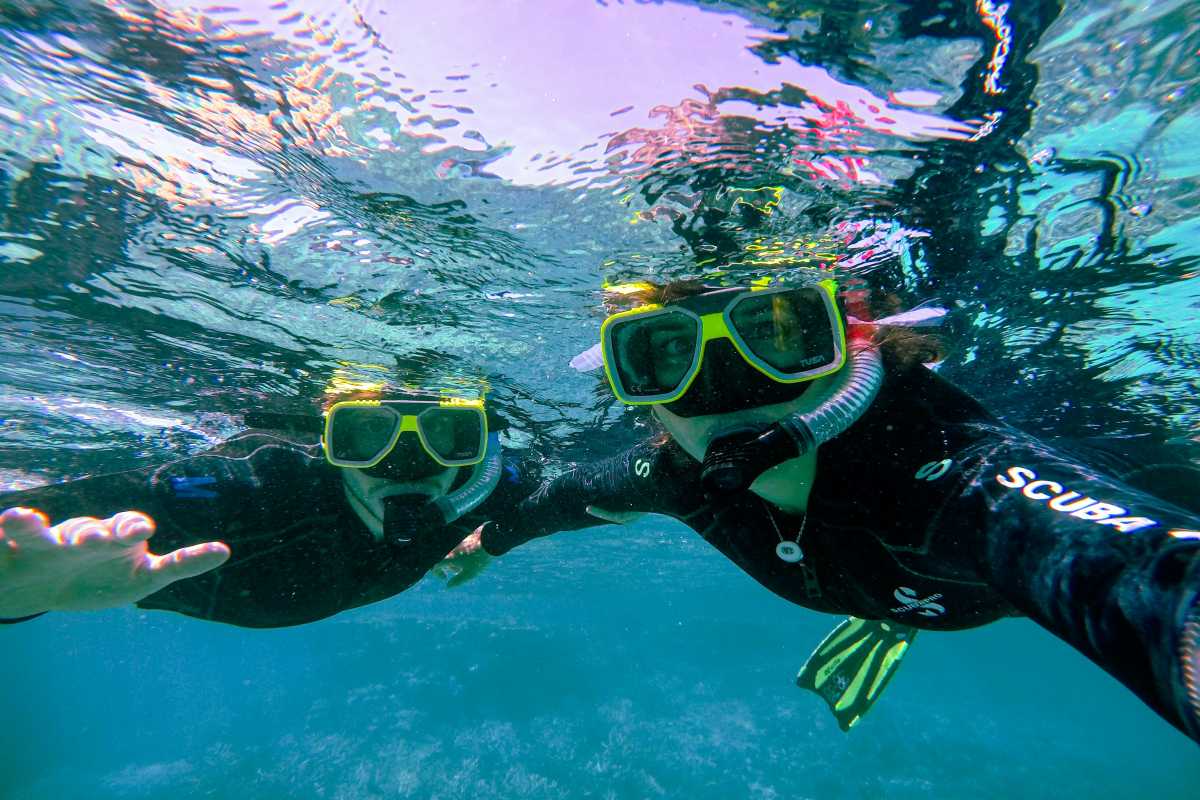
[767,507,807,563]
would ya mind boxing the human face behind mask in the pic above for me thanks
[600,280,846,416]
[324,397,489,542]
[602,281,849,509]
[602,280,846,445]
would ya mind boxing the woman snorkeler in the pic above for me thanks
[470,276,1200,743]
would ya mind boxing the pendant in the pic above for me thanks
[776,540,803,563]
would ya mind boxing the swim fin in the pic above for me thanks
[796,616,917,731]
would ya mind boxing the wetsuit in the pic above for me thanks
[480,364,1200,743]
[0,429,539,628]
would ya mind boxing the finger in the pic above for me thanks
[146,542,230,589]
[0,510,50,534]
[108,511,156,544]
[446,553,490,588]
[4,510,71,549]
[0,507,51,540]
[443,542,471,560]
[444,530,483,560]
[58,517,111,546]
[585,505,644,525]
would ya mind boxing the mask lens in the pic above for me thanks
[608,310,700,399]
[418,408,485,464]
[728,288,838,375]
[327,405,400,464]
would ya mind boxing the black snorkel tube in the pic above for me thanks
[700,344,883,494]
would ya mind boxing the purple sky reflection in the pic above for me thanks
[168,0,977,185]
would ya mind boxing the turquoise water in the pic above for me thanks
[2,0,1199,797]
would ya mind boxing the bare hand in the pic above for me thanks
[432,525,491,588]
[0,507,230,617]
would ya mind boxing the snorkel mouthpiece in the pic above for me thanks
[700,343,883,496]
[382,494,444,545]
[380,433,503,544]
[701,421,814,495]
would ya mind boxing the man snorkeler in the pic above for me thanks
[472,276,1200,743]
[0,386,535,628]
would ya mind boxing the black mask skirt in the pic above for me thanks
[360,435,452,481]
[662,338,812,418]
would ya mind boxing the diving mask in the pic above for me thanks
[600,280,847,408]
[323,398,487,470]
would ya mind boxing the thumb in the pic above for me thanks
[585,505,645,525]
[445,551,490,588]
[145,542,231,590]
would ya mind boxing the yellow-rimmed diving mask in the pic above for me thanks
[600,279,846,407]
[322,398,487,469]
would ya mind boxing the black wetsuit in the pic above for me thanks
[0,429,539,628]
[481,364,1200,743]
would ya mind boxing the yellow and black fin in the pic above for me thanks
[795,616,917,731]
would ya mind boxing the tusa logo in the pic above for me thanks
[994,466,1158,533]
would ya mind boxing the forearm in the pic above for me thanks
[970,438,1200,742]
[480,443,675,556]
[478,477,612,556]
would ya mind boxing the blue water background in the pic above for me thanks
[5,524,1200,799]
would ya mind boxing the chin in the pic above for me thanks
[653,379,832,460]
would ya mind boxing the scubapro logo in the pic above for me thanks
[891,586,945,617]
[995,466,1157,533]
[633,458,651,478]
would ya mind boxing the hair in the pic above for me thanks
[605,280,945,372]
[866,290,945,371]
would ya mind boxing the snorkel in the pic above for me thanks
[432,430,503,524]
[362,431,503,544]
[700,282,882,494]
[575,276,884,496]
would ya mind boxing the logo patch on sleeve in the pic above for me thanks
[994,466,1158,533]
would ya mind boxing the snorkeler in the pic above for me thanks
[0,388,536,628]
[472,277,1200,743]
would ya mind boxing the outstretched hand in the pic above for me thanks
[0,507,230,618]
[432,525,491,589]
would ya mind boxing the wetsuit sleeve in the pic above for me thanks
[0,462,181,623]
[480,438,700,556]
[0,432,329,624]
[949,429,1200,742]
